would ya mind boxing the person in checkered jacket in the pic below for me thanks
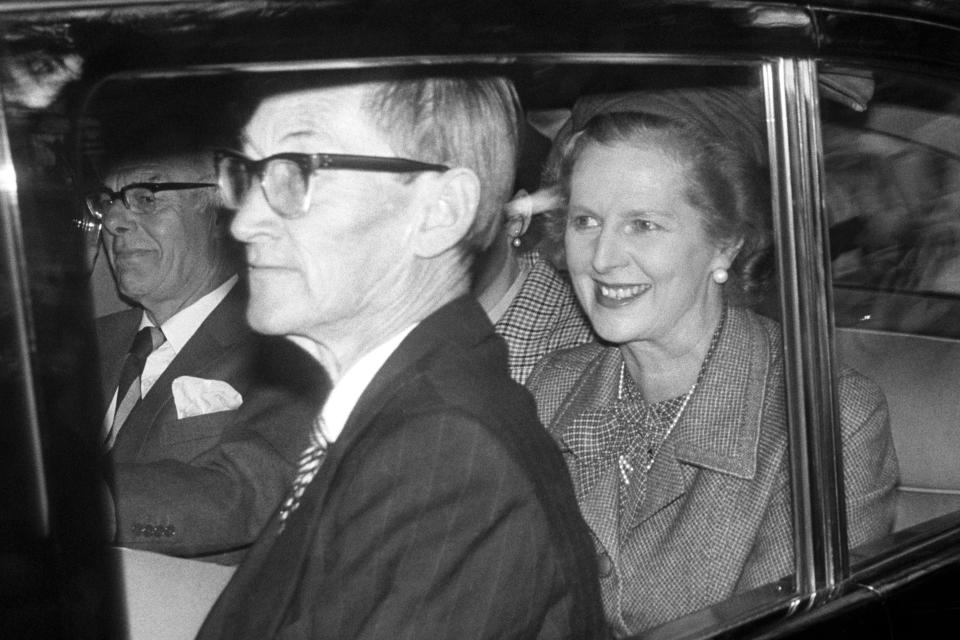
[474,173,596,384]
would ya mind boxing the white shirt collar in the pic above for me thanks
[139,274,238,351]
[320,324,417,444]
[102,274,240,433]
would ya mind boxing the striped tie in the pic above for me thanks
[277,415,328,533]
[105,326,165,449]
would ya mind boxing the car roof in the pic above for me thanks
[0,0,956,73]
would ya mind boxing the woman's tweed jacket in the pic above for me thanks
[527,305,899,636]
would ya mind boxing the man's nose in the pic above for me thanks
[230,186,274,243]
[101,200,135,235]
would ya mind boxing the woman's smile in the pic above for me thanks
[594,281,650,307]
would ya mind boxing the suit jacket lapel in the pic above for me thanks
[255,336,433,599]
[338,295,493,454]
[226,438,344,639]
[214,295,494,637]
[111,283,249,459]
[97,308,142,413]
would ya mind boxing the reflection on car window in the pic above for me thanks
[78,63,808,634]
[0,233,35,535]
[54,59,916,635]
[824,67,960,546]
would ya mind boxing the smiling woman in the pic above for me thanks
[562,120,738,356]
[4,2,960,639]
[526,108,899,635]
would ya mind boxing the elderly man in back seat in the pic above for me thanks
[196,72,606,639]
[90,115,321,563]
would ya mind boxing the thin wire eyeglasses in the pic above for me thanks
[214,149,450,219]
[85,182,218,220]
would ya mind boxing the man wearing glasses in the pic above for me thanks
[90,128,322,562]
[196,75,605,639]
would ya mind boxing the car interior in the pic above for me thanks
[2,3,960,632]
[823,68,960,535]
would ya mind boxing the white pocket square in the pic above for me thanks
[172,376,243,420]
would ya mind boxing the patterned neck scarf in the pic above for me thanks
[615,306,727,534]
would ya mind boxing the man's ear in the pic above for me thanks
[412,167,480,259]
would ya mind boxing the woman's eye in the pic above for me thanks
[569,214,598,230]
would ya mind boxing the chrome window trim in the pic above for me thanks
[87,52,777,83]
[0,0,207,10]
[767,57,847,605]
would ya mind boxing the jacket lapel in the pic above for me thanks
[199,445,342,640]
[672,306,768,478]
[220,296,494,636]
[111,283,249,459]
[629,439,688,527]
[557,308,773,536]
[243,324,441,622]
[338,296,494,452]
[96,308,142,413]
[576,463,622,566]
[629,306,771,528]
[233,433,345,639]
[554,348,623,556]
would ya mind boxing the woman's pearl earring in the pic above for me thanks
[511,236,522,248]
[712,268,729,284]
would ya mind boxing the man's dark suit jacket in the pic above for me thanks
[197,296,606,639]
[97,282,325,560]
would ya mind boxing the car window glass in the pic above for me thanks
[0,221,40,535]
[823,66,960,554]
[2,3,959,637]
[78,62,803,633]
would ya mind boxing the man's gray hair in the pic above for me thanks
[364,75,520,255]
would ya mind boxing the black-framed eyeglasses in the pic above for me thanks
[85,182,218,220]
[214,149,450,219]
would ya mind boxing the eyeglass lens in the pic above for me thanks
[218,155,309,217]
[262,159,309,217]
[217,155,252,210]
[215,151,448,218]
[88,183,218,219]
[88,187,160,218]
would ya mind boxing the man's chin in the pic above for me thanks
[245,303,290,336]
[115,278,153,304]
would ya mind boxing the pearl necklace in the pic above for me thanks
[617,371,696,486]
[615,305,726,488]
